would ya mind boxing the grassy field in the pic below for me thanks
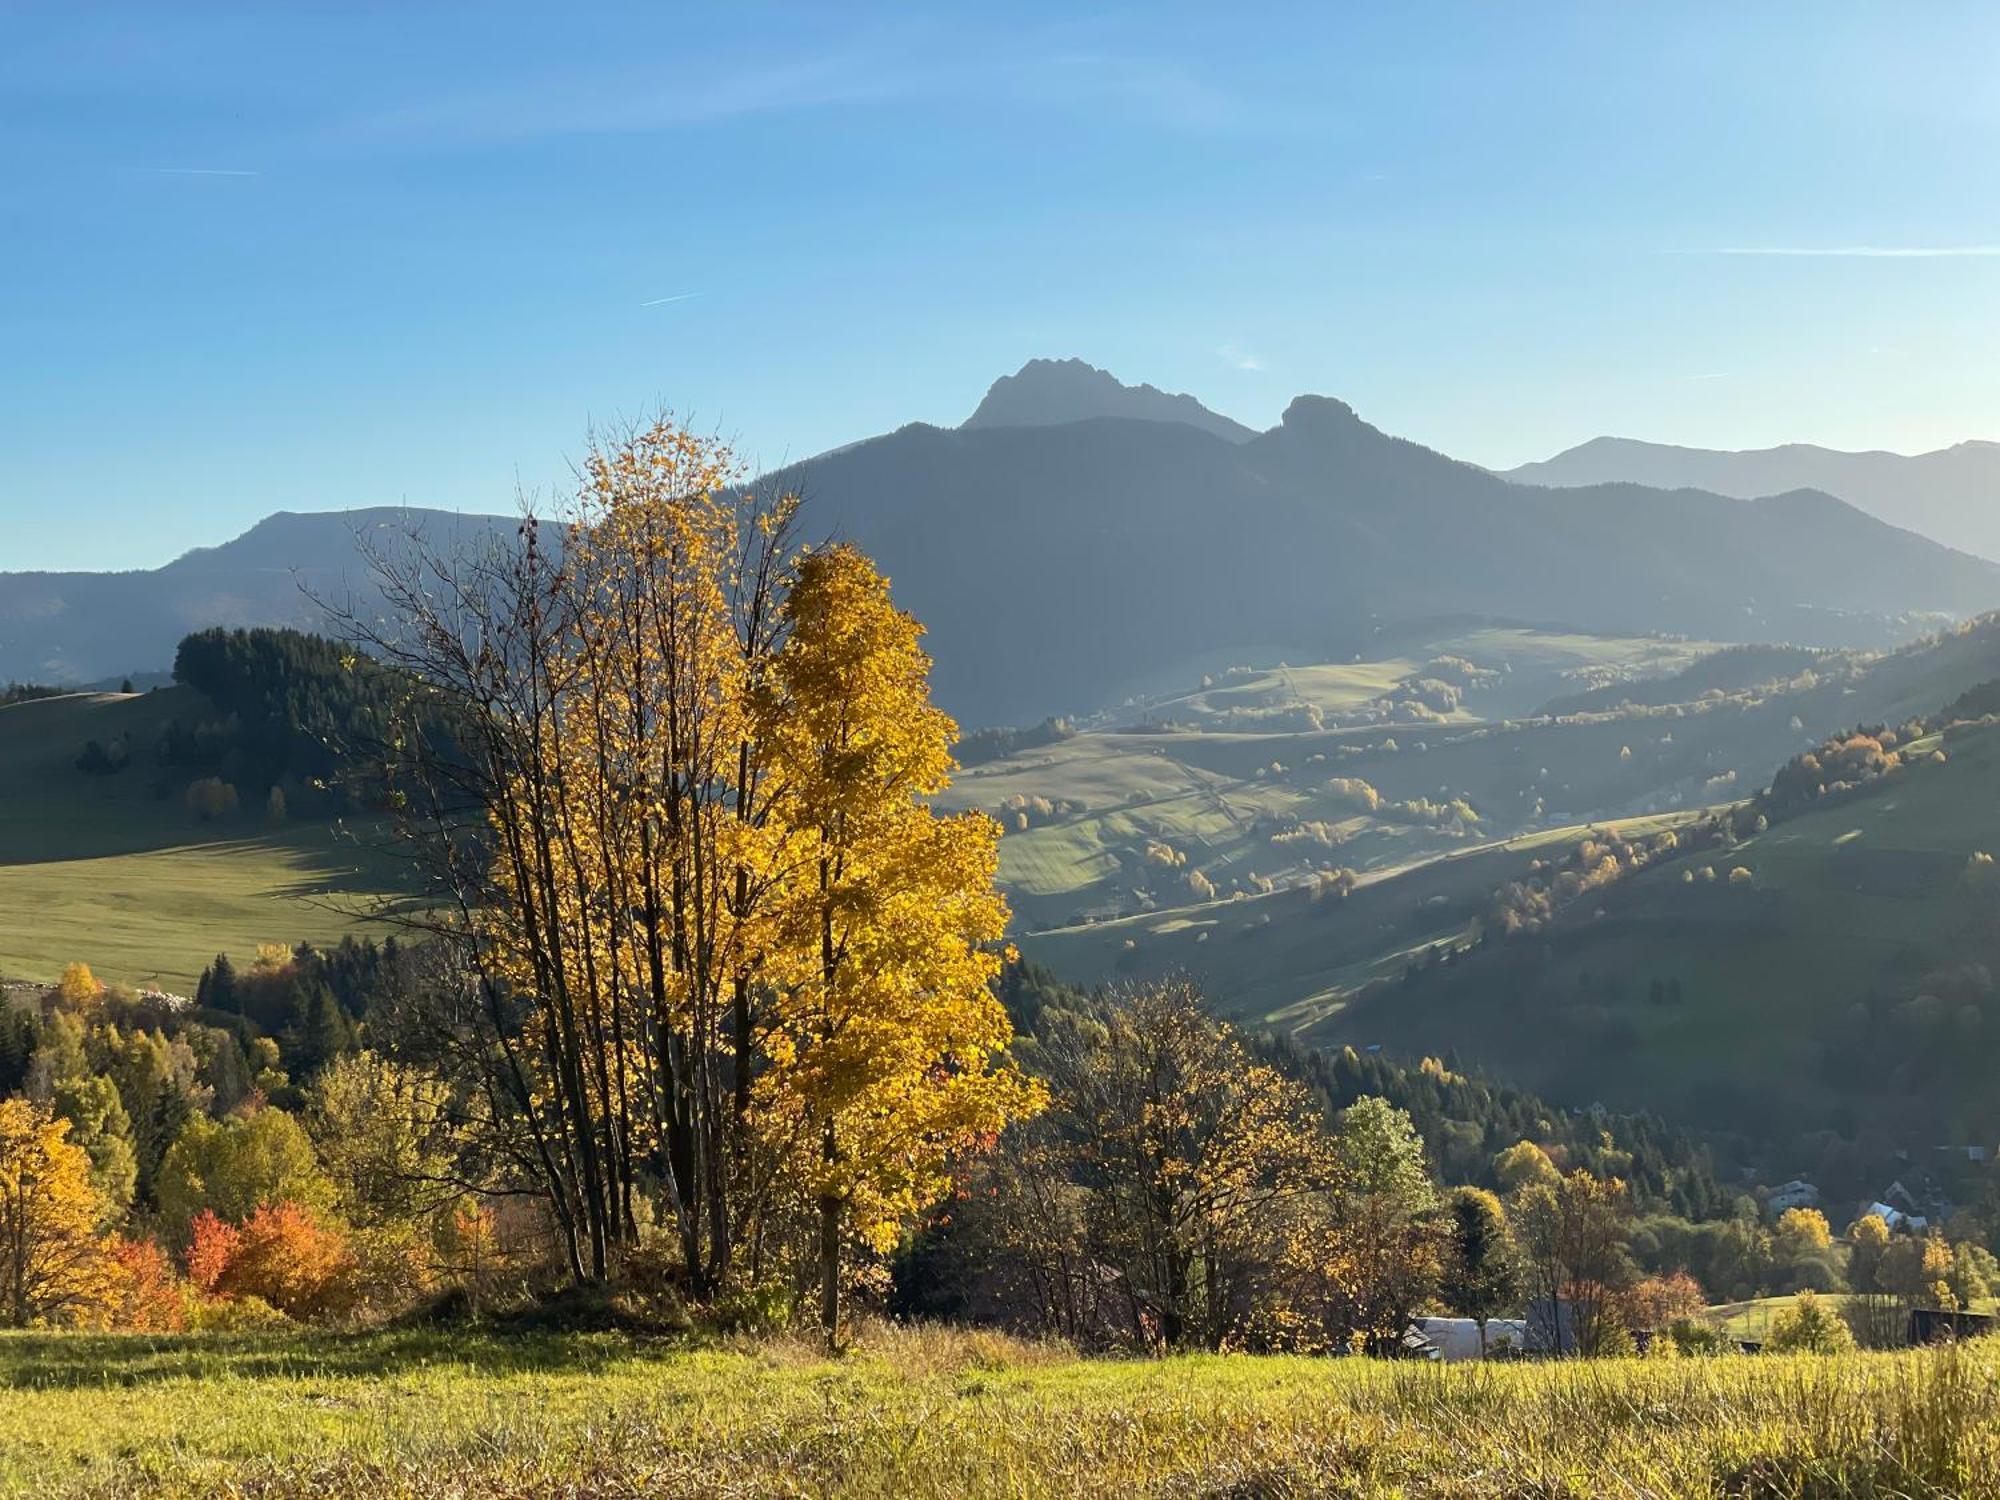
[1707,1294,2000,1344]
[1,1327,1996,1497]
[0,690,415,992]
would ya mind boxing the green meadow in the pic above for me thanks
[1022,809,1703,1030]
[0,691,412,992]
[1,1326,1995,1498]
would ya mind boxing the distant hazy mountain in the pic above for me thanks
[1506,435,2000,562]
[8,371,1999,727]
[962,357,1255,442]
[0,508,519,687]
[780,390,2000,724]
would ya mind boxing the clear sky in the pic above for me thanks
[6,2,2000,571]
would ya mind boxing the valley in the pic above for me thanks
[15,15,2000,1490]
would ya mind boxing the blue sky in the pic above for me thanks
[6,2,2000,570]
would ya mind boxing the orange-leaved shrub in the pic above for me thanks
[106,1236,188,1331]
[187,1201,355,1321]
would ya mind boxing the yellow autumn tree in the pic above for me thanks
[396,417,797,1290]
[0,1098,119,1327]
[760,544,1042,1342]
[55,962,102,1010]
[361,418,1036,1312]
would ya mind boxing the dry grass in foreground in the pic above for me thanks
[1,1321,1997,1497]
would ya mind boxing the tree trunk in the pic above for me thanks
[818,1119,840,1348]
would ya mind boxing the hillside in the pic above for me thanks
[1015,618,2000,1163]
[10,364,2000,728]
[1309,717,2000,1158]
[0,508,518,689]
[981,614,2000,931]
[0,688,411,991]
[1400,717,2000,1156]
[1507,435,2000,564]
[940,623,1728,930]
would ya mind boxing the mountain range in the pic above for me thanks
[1506,435,2000,563]
[7,361,2000,727]
[0,509,519,693]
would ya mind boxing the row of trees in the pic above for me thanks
[0,958,531,1329]
[7,949,1991,1348]
[905,979,1668,1355]
[903,977,1998,1357]
[347,420,1039,1337]
[908,980,1448,1351]
[162,625,411,812]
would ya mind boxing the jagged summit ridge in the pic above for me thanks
[962,357,1255,442]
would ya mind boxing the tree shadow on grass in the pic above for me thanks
[0,1328,676,1391]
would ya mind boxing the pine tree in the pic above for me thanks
[195,953,239,1016]
[1441,1185,1518,1353]
[288,984,356,1081]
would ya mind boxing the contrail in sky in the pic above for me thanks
[1704,245,2000,258]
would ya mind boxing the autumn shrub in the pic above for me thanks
[1767,1290,1858,1354]
[1666,1317,1736,1356]
[157,1106,336,1246]
[344,1222,435,1319]
[105,1237,189,1331]
[185,1208,236,1293]
[1623,1270,1708,1331]
[188,1201,356,1322]
[186,1292,291,1331]
[615,1230,694,1326]
[711,1281,792,1336]
[183,776,240,821]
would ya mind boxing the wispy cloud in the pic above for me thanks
[1700,245,2000,258]
[640,293,699,308]
[333,27,1258,149]
[1216,342,1263,372]
[133,167,260,177]
[342,54,908,146]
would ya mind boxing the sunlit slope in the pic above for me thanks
[963,617,2000,934]
[0,690,410,991]
[1018,810,1703,1029]
[939,626,1727,929]
[1321,719,2000,1139]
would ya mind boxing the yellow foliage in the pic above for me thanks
[1775,1206,1832,1254]
[440,420,1038,1316]
[759,547,1042,1296]
[55,962,102,1010]
[0,1099,119,1328]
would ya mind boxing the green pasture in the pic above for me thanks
[0,691,413,991]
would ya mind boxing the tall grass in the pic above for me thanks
[0,1325,1994,1496]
